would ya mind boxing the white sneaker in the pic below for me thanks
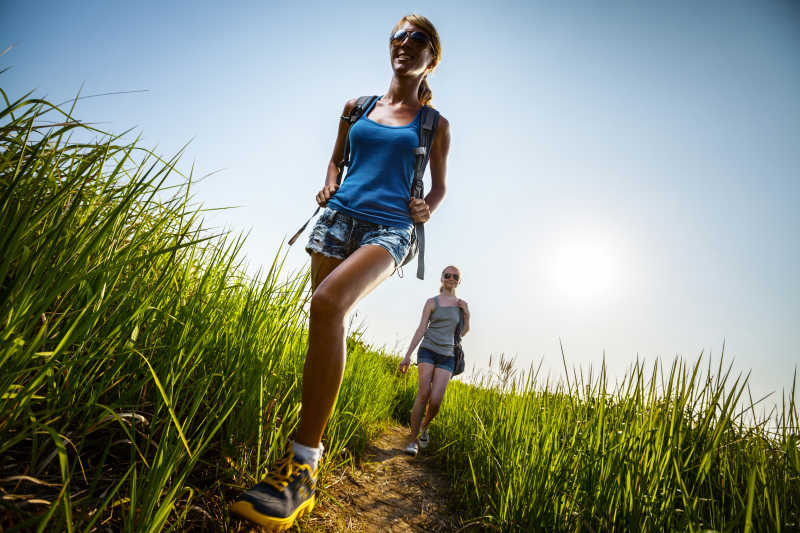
[403,441,419,457]
[418,429,430,449]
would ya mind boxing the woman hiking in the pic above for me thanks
[230,14,451,531]
[399,265,469,456]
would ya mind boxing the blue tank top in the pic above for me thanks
[327,97,420,228]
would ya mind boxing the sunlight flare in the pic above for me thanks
[552,242,616,300]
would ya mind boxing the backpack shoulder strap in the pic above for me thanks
[418,106,440,180]
[337,95,379,183]
[411,106,440,198]
[289,95,377,246]
[410,106,441,280]
[454,307,464,343]
[342,95,377,124]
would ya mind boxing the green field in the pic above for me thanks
[1,92,798,531]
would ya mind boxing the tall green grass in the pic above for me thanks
[3,86,798,532]
[0,89,404,531]
[412,353,800,531]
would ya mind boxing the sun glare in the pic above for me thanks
[552,242,616,300]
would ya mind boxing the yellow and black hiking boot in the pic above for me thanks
[230,451,317,531]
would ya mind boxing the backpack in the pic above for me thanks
[453,307,465,376]
[288,95,440,280]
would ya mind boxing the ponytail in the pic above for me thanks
[419,76,433,107]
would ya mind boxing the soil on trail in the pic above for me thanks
[305,425,466,532]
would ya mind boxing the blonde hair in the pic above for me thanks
[391,14,442,107]
[439,265,461,293]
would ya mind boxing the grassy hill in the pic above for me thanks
[1,91,797,532]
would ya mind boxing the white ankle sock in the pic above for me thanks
[291,441,324,471]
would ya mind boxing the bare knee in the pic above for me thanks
[428,396,443,414]
[310,287,347,323]
[417,386,432,404]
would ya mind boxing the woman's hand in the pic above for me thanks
[457,299,470,317]
[409,198,431,223]
[316,183,339,207]
[398,357,412,375]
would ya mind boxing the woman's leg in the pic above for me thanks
[295,245,396,448]
[419,367,452,432]
[408,362,435,442]
[230,246,393,525]
[310,253,343,292]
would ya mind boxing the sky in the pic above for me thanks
[2,0,798,410]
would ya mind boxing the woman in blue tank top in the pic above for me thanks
[399,265,470,456]
[231,13,452,530]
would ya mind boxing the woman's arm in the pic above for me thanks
[458,298,470,336]
[317,99,359,207]
[399,298,435,374]
[409,116,451,223]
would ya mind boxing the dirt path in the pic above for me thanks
[304,425,465,532]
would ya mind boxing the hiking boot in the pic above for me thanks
[418,428,430,449]
[404,440,419,457]
[230,451,317,531]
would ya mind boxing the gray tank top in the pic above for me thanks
[420,296,461,356]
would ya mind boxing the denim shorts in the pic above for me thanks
[305,207,413,266]
[417,346,455,373]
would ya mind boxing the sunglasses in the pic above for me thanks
[443,273,459,280]
[390,29,432,48]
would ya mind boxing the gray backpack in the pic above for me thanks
[453,308,465,376]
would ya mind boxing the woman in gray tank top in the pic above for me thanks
[399,265,470,455]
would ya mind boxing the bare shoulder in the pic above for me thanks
[434,114,450,135]
[433,114,451,146]
[419,297,436,318]
[342,98,360,115]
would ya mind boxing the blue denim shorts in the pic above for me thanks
[417,346,455,373]
[305,207,413,266]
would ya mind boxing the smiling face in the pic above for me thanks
[390,21,435,77]
[441,266,461,290]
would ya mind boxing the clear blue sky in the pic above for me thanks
[3,0,798,407]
